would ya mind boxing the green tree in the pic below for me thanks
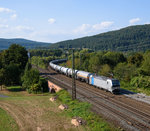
[128,53,143,67]
[113,63,137,82]
[0,68,5,90]
[98,64,112,77]
[22,68,40,89]
[103,52,126,68]
[88,55,101,73]
[4,63,21,86]
[1,44,28,69]
[140,52,150,76]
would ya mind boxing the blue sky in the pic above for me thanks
[0,0,150,43]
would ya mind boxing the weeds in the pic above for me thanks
[55,90,118,131]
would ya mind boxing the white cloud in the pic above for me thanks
[11,14,17,20]
[48,18,56,24]
[129,18,140,25]
[0,24,8,29]
[0,7,15,13]
[144,22,150,25]
[73,21,114,34]
[14,25,34,32]
[73,24,91,34]
[92,21,114,30]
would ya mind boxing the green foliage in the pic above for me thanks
[128,53,143,67]
[6,86,23,92]
[140,51,150,76]
[0,68,5,86]
[98,64,112,77]
[28,84,41,93]
[102,52,126,68]
[67,50,126,74]
[65,49,150,95]
[38,77,48,92]
[56,90,114,131]
[0,44,28,86]
[130,76,150,89]
[22,63,48,93]
[1,44,28,69]
[113,63,137,82]
[31,56,48,69]
[29,49,63,57]
[0,38,50,50]
[22,68,39,89]
[88,54,101,73]
[4,63,21,86]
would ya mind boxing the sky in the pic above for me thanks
[0,0,150,43]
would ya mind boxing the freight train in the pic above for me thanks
[49,59,120,94]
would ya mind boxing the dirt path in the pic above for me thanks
[0,95,84,131]
[0,101,35,131]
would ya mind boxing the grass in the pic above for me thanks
[0,108,19,131]
[0,86,119,131]
[0,86,36,97]
[6,86,24,92]
[54,90,119,131]
[0,86,86,131]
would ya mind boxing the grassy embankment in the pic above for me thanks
[53,90,119,131]
[0,86,119,131]
[0,108,19,131]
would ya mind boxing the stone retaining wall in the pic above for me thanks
[48,80,62,93]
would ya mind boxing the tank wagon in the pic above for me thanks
[76,71,92,83]
[67,68,78,78]
[60,67,69,75]
[49,59,120,94]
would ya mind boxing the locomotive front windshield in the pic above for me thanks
[112,80,120,87]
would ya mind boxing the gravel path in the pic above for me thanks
[0,94,9,97]
[120,89,150,105]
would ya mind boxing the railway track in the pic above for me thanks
[37,66,150,131]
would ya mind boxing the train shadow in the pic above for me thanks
[119,88,136,95]
[40,73,57,76]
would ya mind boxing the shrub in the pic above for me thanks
[22,68,39,89]
[38,77,48,92]
[130,76,150,89]
[28,83,41,93]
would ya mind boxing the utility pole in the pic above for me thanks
[72,50,76,100]
[79,53,82,70]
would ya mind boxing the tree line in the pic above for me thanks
[0,44,48,93]
[65,49,150,92]
[49,24,150,52]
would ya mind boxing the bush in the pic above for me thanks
[38,77,48,92]
[28,83,41,93]
[22,68,39,89]
[130,76,150,89]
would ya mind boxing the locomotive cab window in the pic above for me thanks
[112,80,120,87]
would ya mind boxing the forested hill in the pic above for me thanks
[50,24,150,52]
[0,38,51,50]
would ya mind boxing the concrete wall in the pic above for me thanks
[48,80,62,93]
